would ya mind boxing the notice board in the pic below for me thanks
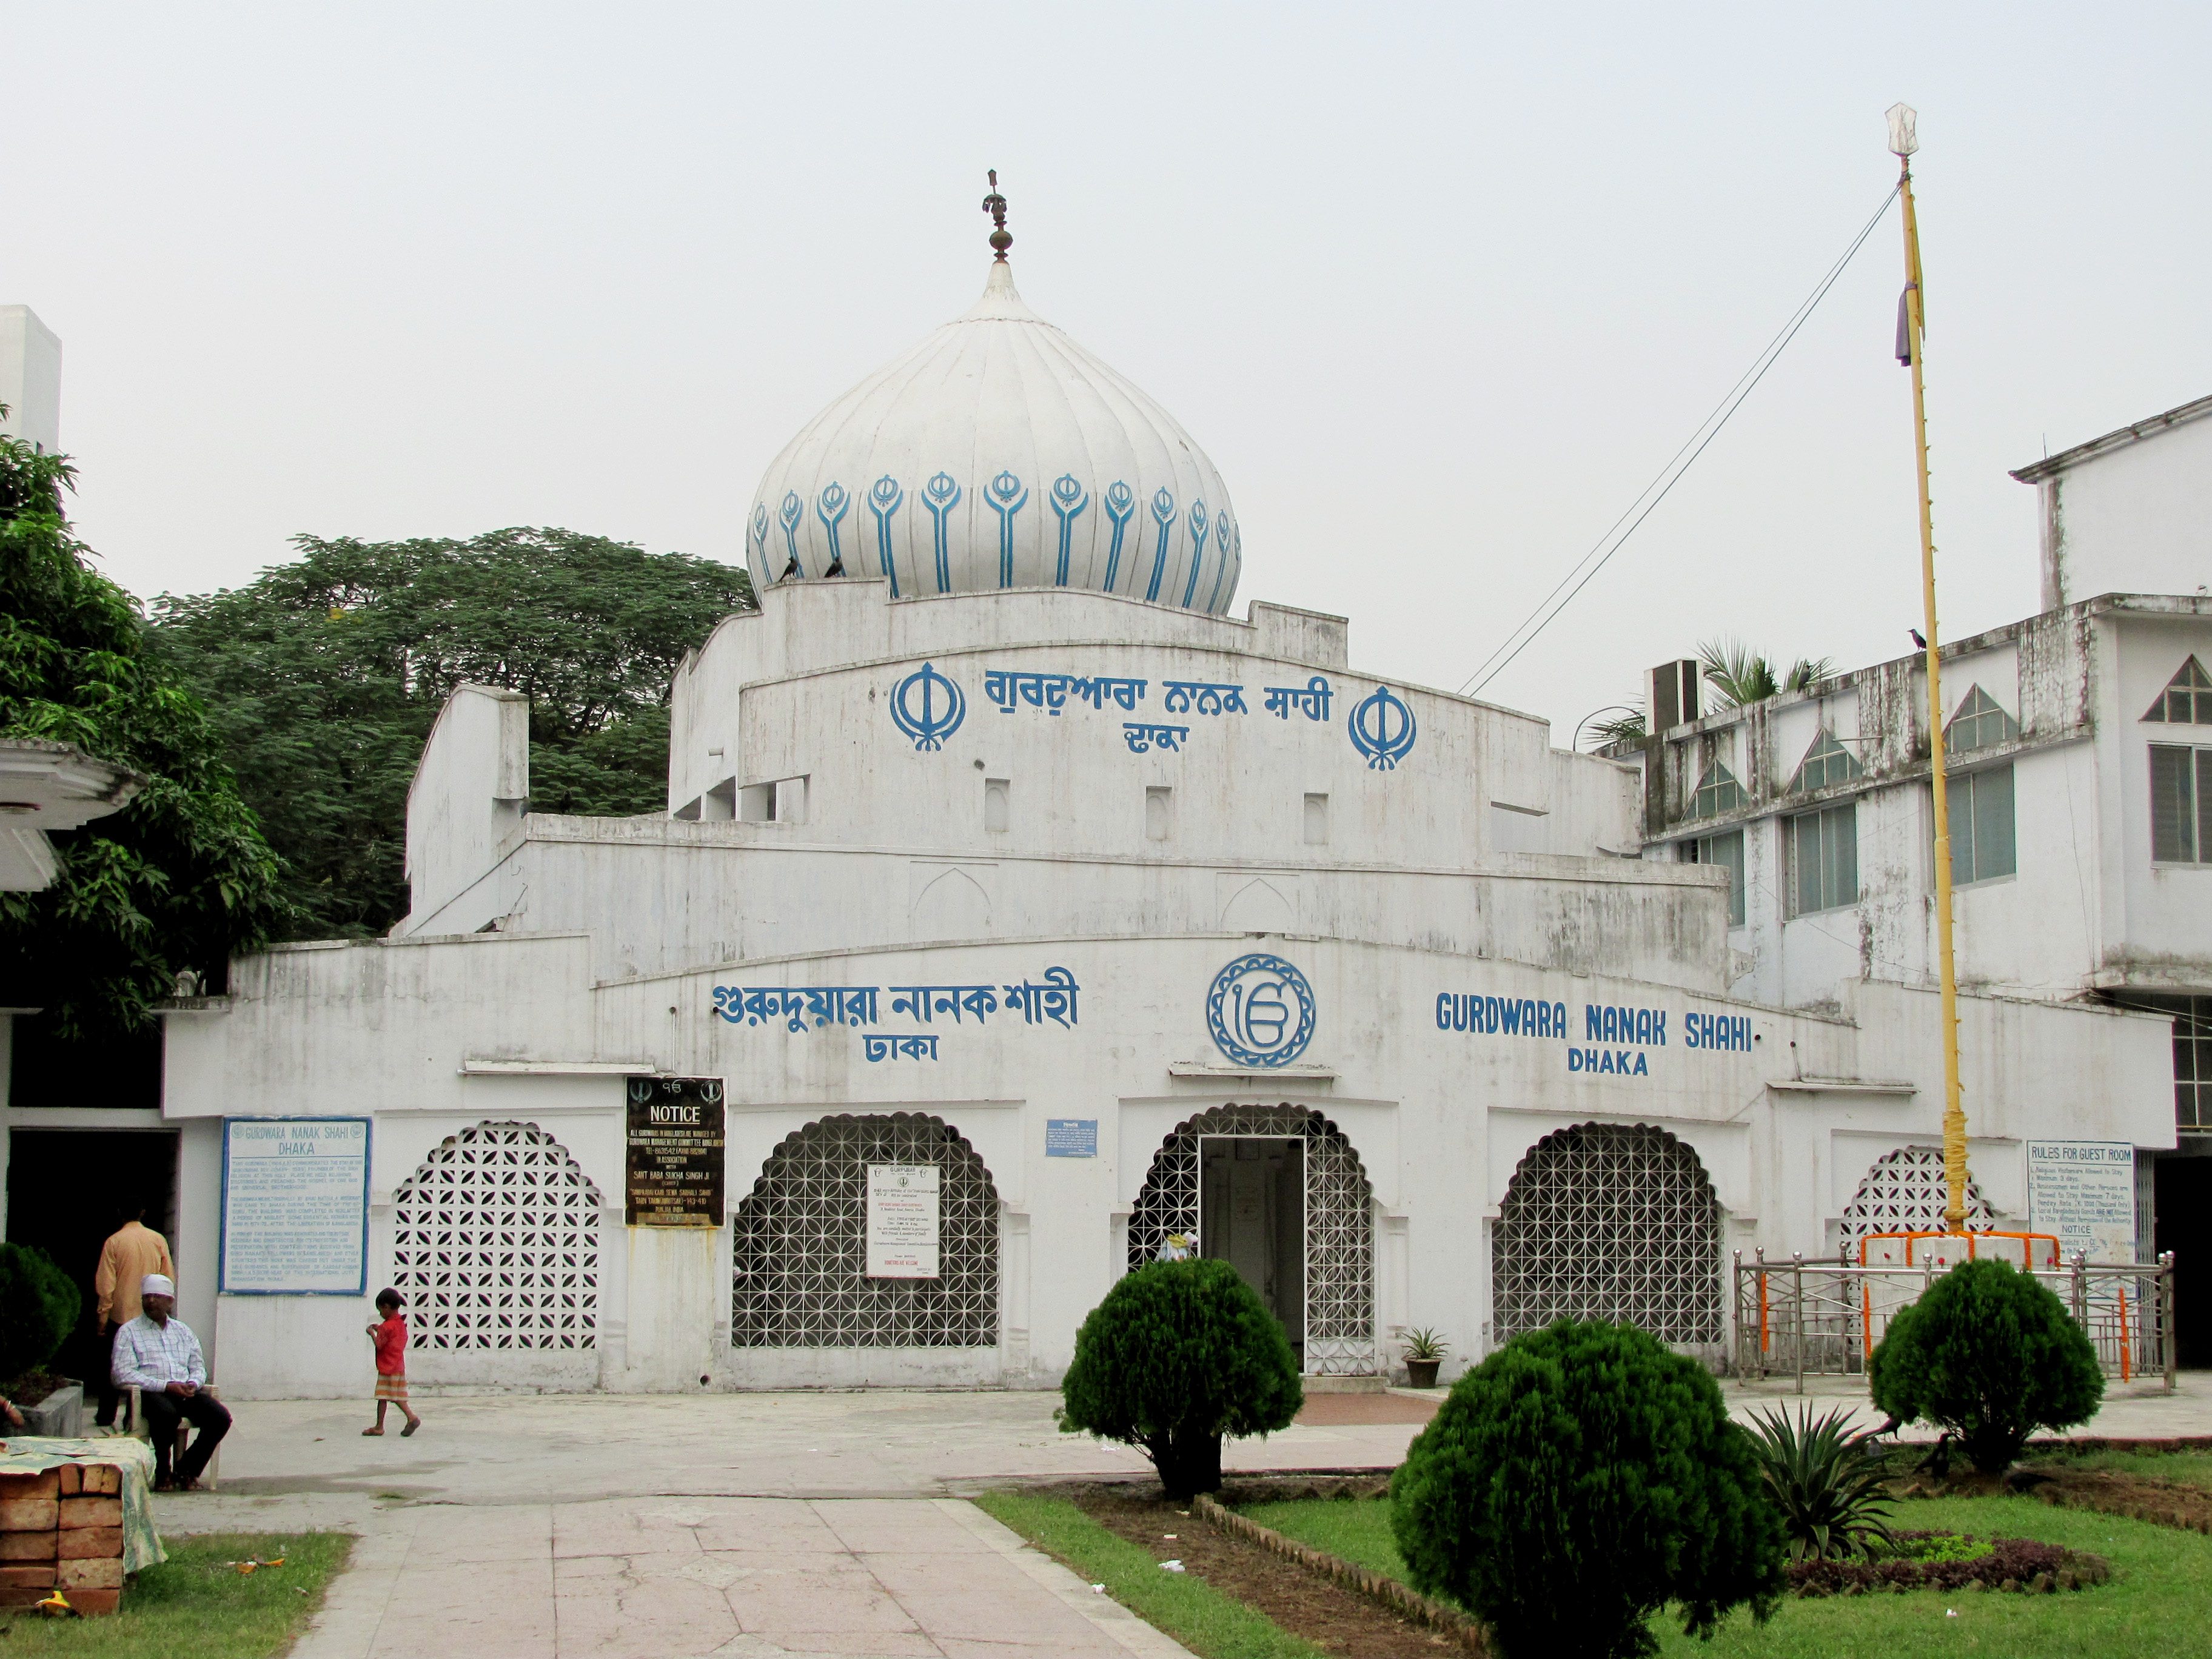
[2026,1139,2137,1262]
[865,1164,940,1278]
[220,1118,370,1294]
[626,1078,726,1226]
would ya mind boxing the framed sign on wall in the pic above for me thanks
[220,1118,372,1295]
[626,1077,726,1227]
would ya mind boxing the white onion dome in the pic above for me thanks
[746,261,1241,614]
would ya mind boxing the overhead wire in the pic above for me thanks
[1460,184,1903,700]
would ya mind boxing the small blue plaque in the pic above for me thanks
[1045,1118,1098,1158]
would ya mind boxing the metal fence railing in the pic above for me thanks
[1732,1248,2176,1393]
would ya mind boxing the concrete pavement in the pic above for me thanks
[141,1375,2212,1658]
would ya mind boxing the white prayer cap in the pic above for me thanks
[141,1273,175,1298]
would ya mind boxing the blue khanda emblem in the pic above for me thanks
[1348,684,1418,770]
[1206,953,1318,1068]
[889,662,966,751]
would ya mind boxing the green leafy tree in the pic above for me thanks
[0,1243,80,1384]
[1390,1321,1782,1659]
[0,424,290,1036]
[1868,1258,2104,1473]
[149,529,754,939]
[1057,1258,1304,1500]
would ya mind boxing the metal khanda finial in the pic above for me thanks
[982,169,1011,262]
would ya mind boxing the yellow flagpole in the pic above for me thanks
[1889,104,1969,1231]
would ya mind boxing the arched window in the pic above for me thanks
[392,1122,602,1349]
[731,1113,999,1349]
[1838,1146,1993,1247]
[1492,1123,1723,1347]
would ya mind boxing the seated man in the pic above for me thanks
[112,1274,229,1492]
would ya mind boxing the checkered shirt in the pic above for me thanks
[112,1314,207,1390]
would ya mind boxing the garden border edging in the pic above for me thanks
[1193,1493,1488,1654]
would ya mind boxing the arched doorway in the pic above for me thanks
[392,1121,603,1349]
[1129,1104,1375,1375]
[1838,1146,1994,1249]
[1492,1122,1722,1349]
[730,1113,1000,1348]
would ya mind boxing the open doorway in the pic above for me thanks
[6,1131,179,1395]
[1199,1136,1305,1367]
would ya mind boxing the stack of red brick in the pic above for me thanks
[0,1463,127,1615]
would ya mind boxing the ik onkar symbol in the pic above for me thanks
[1206,953,1318,1068]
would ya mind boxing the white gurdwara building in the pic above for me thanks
[156,246,2173,1397]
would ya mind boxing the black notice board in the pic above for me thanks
[625,1077,726,1226]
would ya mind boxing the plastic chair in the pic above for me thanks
[122,1384,221,1489]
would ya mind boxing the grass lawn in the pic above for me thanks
[1241,1493,2212,1657]
[974,1491,1324,1659]
[0,1532,351,1658]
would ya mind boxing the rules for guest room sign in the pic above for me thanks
[626,1077,726,1226]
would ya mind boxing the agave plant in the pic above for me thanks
[1742,1405,1898,1561]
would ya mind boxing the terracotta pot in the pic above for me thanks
[1404,1358,1441,1389]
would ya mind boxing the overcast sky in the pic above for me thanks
[6,4,2206,742]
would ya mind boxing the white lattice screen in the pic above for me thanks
[1128,1104,1376,1375]
[1838,1146,1994,1245]
[392,1121,603,1350]
[1492,1122,1723,1347]
[730,1113,1000,1349]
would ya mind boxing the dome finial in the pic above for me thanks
[982,169,1011,262]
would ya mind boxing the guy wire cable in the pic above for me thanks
[1460,184,1902,700]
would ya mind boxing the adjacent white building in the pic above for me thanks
[8,252,2177,1398]
[1634,392,2212,1356]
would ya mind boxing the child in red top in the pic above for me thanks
[363,1288,423,1437]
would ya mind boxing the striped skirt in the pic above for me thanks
[375,1373,409,1403]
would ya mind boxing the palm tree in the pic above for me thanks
[1698,638,1834,709]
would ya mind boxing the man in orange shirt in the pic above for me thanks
[93,1203,174,1432]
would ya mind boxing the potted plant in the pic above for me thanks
[1401,1327,1449,1389]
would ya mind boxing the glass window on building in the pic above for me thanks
[2150,745,2212,863]
[1691,762,1743,819]
[1789,732,1864,794]
[1948,764,2016,885]
[1788,803,1857,916]
[1946,685,2020,752]
[2143,656,2212,724]
[1684,830,1747,927]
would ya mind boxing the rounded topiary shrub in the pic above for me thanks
[1869,1256,2103,1473]
[1390,1321,1782,1659]
[1057,1258,1302,1500]
[0,1243,81,1384]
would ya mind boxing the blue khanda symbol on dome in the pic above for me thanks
[777,492,806,579]
[889,662,966,752]
[1206,515,1236,614]
[1145,489,1179,603]
[1102,481,1136,592]
[1181,500,1210,609]
[816,481,850,575]
[922,472,962,592]
[749,503,771,578]
[1206,953,1317,1068]
[1348,684,1418,770]
[1050,474,1088,586]
[868,476,904,597]
[987,471,1028,588]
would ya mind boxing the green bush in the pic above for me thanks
[1057,1258,1303,1500]
[0,1243,81,1382]
[1390,1321,1782,1659]
[1868,1256,2103,1473]
[1743,1404,1897,1560]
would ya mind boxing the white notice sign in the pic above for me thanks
[2026,1140,2137,1263]
[221,1118,372,1294]
[866,1164,940,1279]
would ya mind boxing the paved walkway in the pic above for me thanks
[141,1376,2211,1657]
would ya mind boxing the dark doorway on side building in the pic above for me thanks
[2156,1153,2212,1369]
[6,1131,179,1397]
